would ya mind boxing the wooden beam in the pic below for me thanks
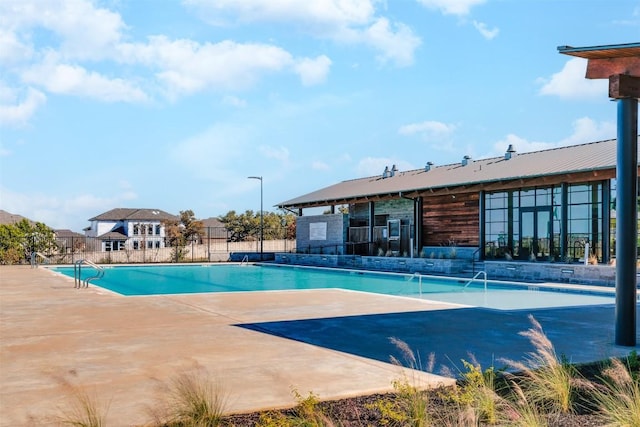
[586,57,640,79]
[610,74,640,99]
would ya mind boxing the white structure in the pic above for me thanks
[85,208,177,252]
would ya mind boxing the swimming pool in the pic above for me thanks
[50,264,616,310]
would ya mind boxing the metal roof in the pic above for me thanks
[278,138,633,209]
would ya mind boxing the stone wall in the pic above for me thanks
[485,261,617,286]
[295,214,348,255]
[274,253,471,275]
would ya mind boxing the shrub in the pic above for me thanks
[591,358,640,427]
[500,315,581,415]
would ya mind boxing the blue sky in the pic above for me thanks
[1,0,638,232]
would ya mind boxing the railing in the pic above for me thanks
[240,255,249,266]
[464,271,487,291]
[30,252,49,268]
[74,259,105,288]
[406,272,425,296]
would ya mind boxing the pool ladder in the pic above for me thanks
[30,252,50,268]
[464,271,487,291]
[240,255,249,266]
[74,259,105,288]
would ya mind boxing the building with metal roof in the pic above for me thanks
[278,137,636,265]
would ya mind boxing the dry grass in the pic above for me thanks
[56,384,109,427]
[591,357,640,427]
[152,369,227,427]
[500,314,581,415]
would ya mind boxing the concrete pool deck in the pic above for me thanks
[1,265,638,426]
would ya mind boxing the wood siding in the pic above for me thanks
[422,192,479,247]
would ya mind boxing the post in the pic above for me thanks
[248,176,264,261]
[615,97,638,346]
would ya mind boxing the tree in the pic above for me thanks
[162,210,204,261]
[0,219,57,264]
[218,210,296,242]
[218,210,258,242]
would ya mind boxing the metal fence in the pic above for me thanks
[39,227,295,265]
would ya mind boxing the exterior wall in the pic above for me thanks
[485,261,616,286]
[296,214,348,254]
[423,192,479,247]
[85,220,119,237]
[125,220,166,249]
[374,199,414,222]
[275,253,471,274]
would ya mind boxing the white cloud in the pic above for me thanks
[539,58,607,99]
[362,18,421,66]
[120,36,295,96]
[0,86,46,126]
[0,29,34,66]
[488,117,616,158]
[473,20,499,40]
[312,160,331,171]
[259,145,290,163]
[184,0,421,67]
[0,0,125,61]
[22,57,149,103]
[557,117,616,146]
[222,95,247,107]
[294,55,332,86]
[0,185,139,231]
[184,0,376,28]
[417,0,486,16]
[398,120,456,138]
[170,123,253,187]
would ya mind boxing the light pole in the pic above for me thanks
[248,176,263,261]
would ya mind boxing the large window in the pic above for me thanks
[567,183,602,262]
[484,182,606,262]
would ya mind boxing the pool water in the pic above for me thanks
[51,264,616,310]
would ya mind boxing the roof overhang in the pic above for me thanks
[558,42,640,98]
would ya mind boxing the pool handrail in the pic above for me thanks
[74,259,105,288]
[30,252,49,268]
[464,271,487,291]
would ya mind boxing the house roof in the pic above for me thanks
[98,230,128,240]
[277,138,632,209]
[55,229,84,238]
[89,208,177,222]
[201,217,225,228]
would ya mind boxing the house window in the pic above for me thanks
[133,225,139,235]
[147,241,153,249]
[155,224,161,235]
[155,241,160,249]
[148,225,153,235]
[133,241,139,250]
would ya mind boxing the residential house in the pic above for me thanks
[85,208,177,251]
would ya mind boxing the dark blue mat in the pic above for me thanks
[237,304,639,375]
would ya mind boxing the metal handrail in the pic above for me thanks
[406,272,424,296]
[30,252,49,268]
[240,255,249,266]
[74,259,105,288]
[464,270,487,291]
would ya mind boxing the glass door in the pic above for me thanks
[520,207,552,260]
